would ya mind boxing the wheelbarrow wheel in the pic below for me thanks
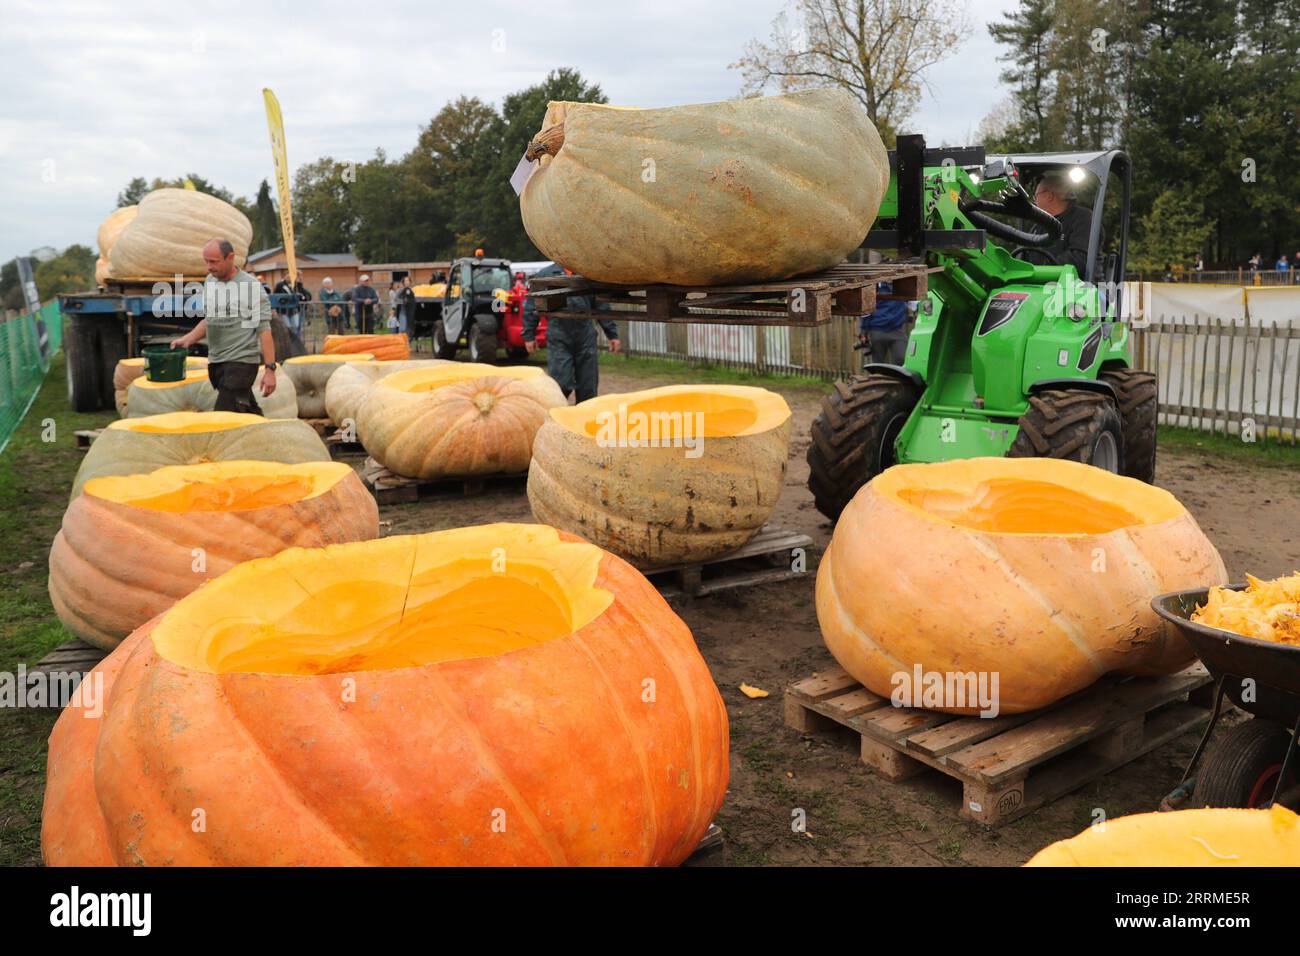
[1195,718,1296,808]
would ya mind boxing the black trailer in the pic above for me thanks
[58,279,305,412]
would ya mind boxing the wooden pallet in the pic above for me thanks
[785,664,1214,826]
[529,261,933,327]
[360,457,528,505]
[74,428,103,450]
[324,431,366,457]
[303,417,336,438]
[647,525,813,599]
[20,640,108,710]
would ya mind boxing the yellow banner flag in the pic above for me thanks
[262,88,298,284]
[183,178,196,190]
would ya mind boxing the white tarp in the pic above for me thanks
[1244,287,1300,327]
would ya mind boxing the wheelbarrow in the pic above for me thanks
[1152,585,1300,810]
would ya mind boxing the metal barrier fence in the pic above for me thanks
[0,301,63,456]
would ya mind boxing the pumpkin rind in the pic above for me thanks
[283,354,375,418]
[41,523,730,866]
[108,188,253,277]
[126,366,297,420]
[72,412,331,498]
[357,364,566,478]
[49,460,378,651]
[527,384,791,568]
[520,88,890,285]
[817,457,1229,714]
[1025,805,1300,866]
[323,333,410,362]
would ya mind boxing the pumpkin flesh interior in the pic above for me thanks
[880,458,1184,535]
[131,369,210,389]
[552,384,791,440]
[83,460,351,512]
[382,364,543,394]
[286,353,375,365]
[151,524,613,674]
[110,411,263,434]
[119,356,207,368]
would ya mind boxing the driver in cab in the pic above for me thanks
[1032,171,1093,277]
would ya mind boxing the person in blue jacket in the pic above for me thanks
[859,282,913,365]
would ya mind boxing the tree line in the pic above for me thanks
[981,0,1300,272]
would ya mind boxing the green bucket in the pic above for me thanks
[142,346,188,383]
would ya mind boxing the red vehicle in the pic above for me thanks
[498,272,546,358]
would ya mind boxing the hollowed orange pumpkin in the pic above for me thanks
[42,523,729,866]
[323,333,410,361]
[49,460,377,650]
[817,457,1228,713]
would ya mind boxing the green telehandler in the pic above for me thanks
[807,134,1156,521]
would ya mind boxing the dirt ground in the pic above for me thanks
[379,366,1300,866]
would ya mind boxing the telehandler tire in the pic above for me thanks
[807,373,919,522]
[1100,368,1157,483]
[431,321,457,360]
[1007,389,1124,473]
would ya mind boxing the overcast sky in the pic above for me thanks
[0,0,1017,264]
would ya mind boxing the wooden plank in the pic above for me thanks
[945,666,1208,786]
[787,668,859,703]
[854,706,954,741]
[906,711,1037,758]
[820,687,889,720]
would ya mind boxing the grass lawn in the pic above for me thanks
[0,352,115,866]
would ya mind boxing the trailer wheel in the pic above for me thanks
[807,373,919,522]
[1007,389,1124,473]
[1195,719,1297,809]
[64,315,105,412]
[96,320,127,410]
[1100,368,1157,483]
[432,321,457,359]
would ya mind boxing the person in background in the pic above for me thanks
[1248,253,1261,272]
[858,282,912,366]
[385,282,400,330]
[294,276,310,329]
[398,275,416,335]
[522,265,620,404]
[352,274,379,334]
[1276,254,1290,274]
[170,238,276,414]
[1293,251,1300,284]
[274,275,302,336]
[319,276,346,334]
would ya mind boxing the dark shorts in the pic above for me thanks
[208,361,263,416]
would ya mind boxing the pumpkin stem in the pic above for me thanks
[473,392,496,415]
[525,123,565,162]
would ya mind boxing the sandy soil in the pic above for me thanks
[368,366,1300,866]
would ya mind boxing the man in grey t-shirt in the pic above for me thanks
[171,238,278,414]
